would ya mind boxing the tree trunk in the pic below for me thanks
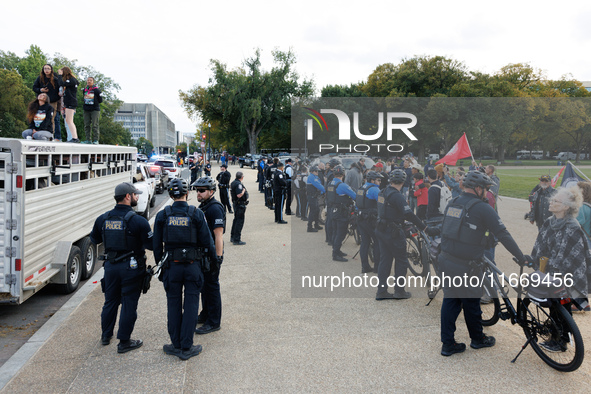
[498,143,506,163]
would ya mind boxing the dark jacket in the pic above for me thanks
[82,85,102,111]
[33,75,60,103]
[29,103,54,131]
[58,75,79,108]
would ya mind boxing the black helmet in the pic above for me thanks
[366,171,381,181]
[463,170,494,190]
[309,165,319,173]
[333,165,345,177]
[389,169,407,184]
[169,178,189,197]
[328,158,342,168]
[192,176,216,190]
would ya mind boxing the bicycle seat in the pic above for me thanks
[526,270,566,306]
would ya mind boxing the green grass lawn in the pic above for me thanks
[495,167,591,199]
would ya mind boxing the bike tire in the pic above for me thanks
[406,236,427,277]
[521,299,584,372]
[480,297,501,327]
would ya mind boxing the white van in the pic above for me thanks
[554,152,576,161]
[530,151,543,160]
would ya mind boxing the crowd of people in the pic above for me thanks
[256,153,591,357]
[23,64,102,143]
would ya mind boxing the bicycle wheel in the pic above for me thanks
[406,236,427,277]
[521,299,584,372]
[480,296,500,327]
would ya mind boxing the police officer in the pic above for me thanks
[204,160,212,177]
[273,162,288,224]
[216,164,233,214]
[189,159,198,188]
[328,165,357,261]
[230,171,249,245]
[295,165,308,219]
[439,171,527,356]
[193,176,225,335]
[264,158,278,209]
[356,171,381,273]
[90,182,153,353]
[153,178,216,360]
[257,156,266,193]
[324,159,341,245]
[284,158,294,215]
[306,165,325,232]
[376,170,437,300]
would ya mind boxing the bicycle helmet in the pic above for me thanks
[309,165,319,173]
[192,176,216,190]
[328,158,342,168]
[388,169,407,184]
[169,178,189,197]
[463,170,494,190]
[366,171,381,181]
[332,165,345,177]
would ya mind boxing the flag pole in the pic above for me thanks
[567,160,591,182]
[463,132,476,164]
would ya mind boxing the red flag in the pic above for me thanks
[551,165,565,187]
[436,133,472,165]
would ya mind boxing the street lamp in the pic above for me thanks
[207,122,211,161]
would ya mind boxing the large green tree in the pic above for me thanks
[180,49,314,154]
[0,69,35,138]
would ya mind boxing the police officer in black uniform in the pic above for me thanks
[284,158,294,215]
[439,171,527,356]
[193,176,226,334]
[376,170,438,300]
[90,182,153,353]
[273,162,288,224]
[216,164,233,214]
[153,178,216,360]
[356,171,382,273]
[324,158,341,245]
[230,171,249,245]
[265,157,278,209]
[328,165,357,261]
[204,160,212,177]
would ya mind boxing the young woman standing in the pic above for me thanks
[58,66,80,142]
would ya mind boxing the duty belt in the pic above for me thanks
[168,247,203,263]
[219,184,228,188]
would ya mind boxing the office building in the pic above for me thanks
[114,103,176,153]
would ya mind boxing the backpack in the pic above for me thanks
[432,183,453,214]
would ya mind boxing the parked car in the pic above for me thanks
[133,163,156,218]
[239,153,260,169]
[137,153,148,162]
[553,152,577,161]
[154,159,180,179]
[147,163,169,194]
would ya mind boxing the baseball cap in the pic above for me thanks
[115,182,143,197]
[375,163,384,169]
[540,175,551,182]
[220,164,227,168]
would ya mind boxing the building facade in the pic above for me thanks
[115,103,176,153]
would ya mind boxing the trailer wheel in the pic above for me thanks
[79,237,96,280]
[59,246,82,294]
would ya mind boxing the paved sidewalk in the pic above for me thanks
[1,167,591,393]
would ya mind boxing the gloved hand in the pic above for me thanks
[514,255,534,268]
[425,226,440,236]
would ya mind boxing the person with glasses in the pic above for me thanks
[527,175,557,229]
[193,176,226,334]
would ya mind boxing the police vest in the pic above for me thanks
[285,165,292,180]
[441,197,488,246]
[163,205,203,262]
[335,185,353,206]
[102,210,137,253]
[326,181,337,205]
[200,197,226,234]
[356,184,378,211]
[377,187,401,224]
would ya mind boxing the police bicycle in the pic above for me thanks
[475,256,584,372]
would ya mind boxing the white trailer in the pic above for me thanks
[0,138,136,304]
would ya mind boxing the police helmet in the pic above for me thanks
[328,158,342,168]
[333,165,345,177]
[389,169,407,184]
[192,176,216,190]
[463,170,494,190]
[366,171,381,181]
[169,178,189,197]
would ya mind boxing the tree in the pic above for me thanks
[180,49,314,154]
[0,69,35,138]
[136,137,154,155]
